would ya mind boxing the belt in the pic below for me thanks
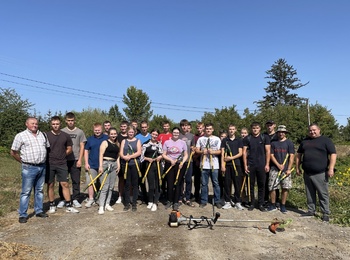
[22,162,45,166]
[103,159,116,162]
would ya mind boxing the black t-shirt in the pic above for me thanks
[243,134,270,167]
[220,137,243,166]
[46,131,73,165]
[297,136,336,174]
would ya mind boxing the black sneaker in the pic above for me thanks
[259,205,267,212]
[132,205,137,212]
[123,205,130,211]
[300,211,315,217]
[164,201,173,210]
[19,217,27,223]
[322,215,330,222]
[36,212,48,218]
[216,203,222,209]
[199,203,207,208]
[248,205,255,211]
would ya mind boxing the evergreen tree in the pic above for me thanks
[257,58,308,109]
[0,88,32,147]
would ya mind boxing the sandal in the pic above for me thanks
[186,201,195,207]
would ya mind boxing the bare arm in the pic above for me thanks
[99,140,108,173]
[84,149,90,171]
[242,146,249,173]
[328,153,337,177]
[295,153,302,176]
[10,150,21,163]
[77,141,85,168]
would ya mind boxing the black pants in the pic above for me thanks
[164,162,184,204]
[248,165,266,206]
[147,163,160,204]
[123,164,139,206]
[192,161,201,201]
[59,160,81,201]
[223,165,243,203]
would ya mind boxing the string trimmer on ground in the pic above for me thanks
[168,202,292,233]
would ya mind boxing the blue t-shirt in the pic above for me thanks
[85,134,108,169]
[135,133,151,144]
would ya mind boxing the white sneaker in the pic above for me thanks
[85,199,94,208]
[147,202,153,209]
[222,202,232,209]
[66,207,79,213]
[98,206,105,215]
[73,200,82,208]
[235,202,244,210]
[116,196,122,204]
[57,201,65,209]
[48,205,56,214]
[151,204,157,212]
[105,204,114,211]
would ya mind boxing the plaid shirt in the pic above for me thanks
[11,129,49,164]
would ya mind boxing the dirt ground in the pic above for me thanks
[0,192,350,260]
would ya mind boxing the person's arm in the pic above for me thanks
[221,147,226,172]
[328,153,337,177]
[10,150,21,163]
[285,153,295,176]
[66,146,72,156]
[116,157,120,174]
[99,140,108,173]
[84,147,90,171]
[77,141,85,168]
[131,140,142,158]
[119,140,128,161]
[264,144,271,172]
[295,153,302,176]
[242,146,249,173]
[179,150,188,169]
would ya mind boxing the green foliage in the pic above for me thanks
[201,106,242,135]
[122,86,153,122]
[108,104,126,123]
[0,88,32,148]
[75,107,110,137]
[256,58,308,109]
[149,114,175,132]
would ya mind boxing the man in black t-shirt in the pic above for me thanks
[243,122,271,212]
[296,123,336,222]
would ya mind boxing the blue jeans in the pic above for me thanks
[201,169,221,204]
[19,164,46,217]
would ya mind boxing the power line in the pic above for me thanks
[0,78,212,114]
[0,72,216,110]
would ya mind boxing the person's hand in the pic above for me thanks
[328,168,335,178]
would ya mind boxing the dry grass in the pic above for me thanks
[0,241,43,259]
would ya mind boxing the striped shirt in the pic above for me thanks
[11,129,49,164]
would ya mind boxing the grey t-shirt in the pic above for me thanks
[61,127,87,161]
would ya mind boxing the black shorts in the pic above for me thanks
[46,164,69,184]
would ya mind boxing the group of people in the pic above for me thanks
[11,114,336,224]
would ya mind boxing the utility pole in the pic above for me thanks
[306,98,310,125]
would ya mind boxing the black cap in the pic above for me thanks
[266,120,275,125]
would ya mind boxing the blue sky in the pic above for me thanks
[0,1,349,126]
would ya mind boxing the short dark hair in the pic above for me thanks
[250,122,261,128]
[51,116,61,122]
[65,112,75,119]
[180,119,189,126]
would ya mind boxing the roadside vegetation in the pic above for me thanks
[1,152,349,226]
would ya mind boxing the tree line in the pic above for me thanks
[1,58,349,150]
